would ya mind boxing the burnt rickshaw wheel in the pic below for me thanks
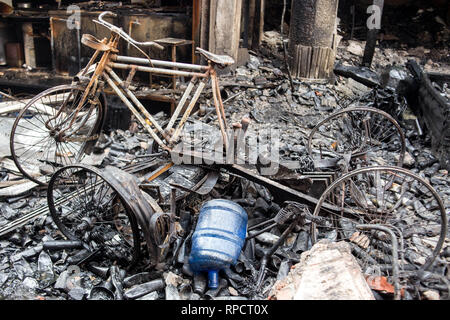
[47,164,141,268]
[311,166,447,296]
[307,107,406,171]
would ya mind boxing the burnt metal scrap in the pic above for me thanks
[2,146,447,300]
[401,60,450,170]
[0,17,449,302]
[1,68,449,301]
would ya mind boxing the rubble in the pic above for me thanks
[0,69,448,301]
[346,40,365,57]
[422,289,440,300]
[0,1,449,302]
[268,240,375,300]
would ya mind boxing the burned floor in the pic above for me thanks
[0,0,449,301]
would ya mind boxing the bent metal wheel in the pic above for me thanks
[307,107,406,171]
[47,164,141,268]
[10,85,104,185]
[311,166,447,295]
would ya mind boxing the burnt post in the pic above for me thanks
[208,0,242,62]
[288,0,339,80]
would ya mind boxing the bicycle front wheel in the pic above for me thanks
[10,85,103,185]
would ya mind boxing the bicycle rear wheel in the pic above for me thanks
[10,85,103,185]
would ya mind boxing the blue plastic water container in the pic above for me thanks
[188,199,248,289]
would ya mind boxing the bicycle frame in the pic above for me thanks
[66,32,230,152]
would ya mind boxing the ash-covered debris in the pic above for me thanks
[1,157,448,301]
[0,24,449,301]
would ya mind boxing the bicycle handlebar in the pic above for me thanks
[95,11,164,50]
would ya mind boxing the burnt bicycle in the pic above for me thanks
[10,11,234,186]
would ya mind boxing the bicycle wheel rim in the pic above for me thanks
[311,166,447,272]
[10,85,103,185]
[47,164,141,268]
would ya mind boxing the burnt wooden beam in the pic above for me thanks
[250,0,264,51]
[243,0,250,48]
[208,0,242,62]
[192,0,201,63]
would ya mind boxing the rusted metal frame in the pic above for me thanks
[356,224,400,300]
[106,68,167,139]
[64,100,99,142]
[45,38,103,128]
[43,89,76,130]
[211,70,228,149]
[57,82,99,140]
[81,49,102,78]
[169,170,219,197]
[224,163,350,215]
[48,60,101,135]
[124,65,137,89]
[59,35,119,139]
[62,80,101,141]
[170,79,207,144]
[109,62,207,78]
[103,72,168,150]
[145,162,174,182]
[101,166,158,265]
[112,55,209,71]
[166,77,197,132]
[140,184,164,203]
[211,69,227,129]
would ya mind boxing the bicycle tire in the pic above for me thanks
[10,85,104,185]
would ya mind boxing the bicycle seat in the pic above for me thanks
[81,34,117,52]
[196,47,235,67]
